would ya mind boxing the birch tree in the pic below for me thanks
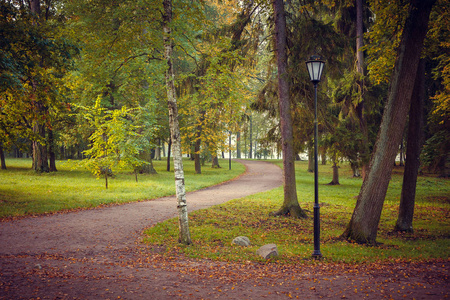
[163,0,191,245]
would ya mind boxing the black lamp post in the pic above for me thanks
[306,55,325,259]
[228,131,232,170]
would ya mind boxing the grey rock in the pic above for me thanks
[232,236,251,246]
[256,244,278,259]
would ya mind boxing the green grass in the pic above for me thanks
[143,160,450,264]
[0,158,245,219]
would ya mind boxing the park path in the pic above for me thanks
[1,159,448,300]
[0,159,283,257]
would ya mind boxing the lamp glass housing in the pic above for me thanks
[306,55,325,83]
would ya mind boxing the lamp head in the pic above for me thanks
[306,55,325,84]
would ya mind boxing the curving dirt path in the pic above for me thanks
[1,159,448,299]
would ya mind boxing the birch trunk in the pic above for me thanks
[342,0,435,244]
[163,0,191,245]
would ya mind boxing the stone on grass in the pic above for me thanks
[232,236,251,246]
[257,244,278,259]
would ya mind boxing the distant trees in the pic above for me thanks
[0,0,78,171]
[176,0,258,174]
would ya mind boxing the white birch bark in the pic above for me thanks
[163,0,191,245]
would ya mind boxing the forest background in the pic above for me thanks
[0,0,449,246]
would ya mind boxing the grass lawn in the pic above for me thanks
[0,158,245,219]
[143,160,450,264]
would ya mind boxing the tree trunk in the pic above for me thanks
[307,145,314,173]
[30,0,49,173]
[249,113,253,159]
[356,0,370,181]
[32,122,49,172]
[321,151,327,165]
[30,0,41,16]
[329,162,340,185]
[211,152,220,168]
[394,59,426,232]
[139,150,157,174]
[356,0,364,76]
[244,129,247,158]
[155,138,161,160]
[236,131,241,158]
[0,142,6,170]
[399,136,405,166]
[194,114,204,174]
[166,138,171,172]
[48,129,57,172]
[342,0,435,244]
[163,0,191,245]
[351,162,361,178]
[271,0,306,218]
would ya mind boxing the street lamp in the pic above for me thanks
[228,131,232,170]
[306,55,325,259]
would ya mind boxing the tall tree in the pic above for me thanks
[342,0,436,244]
[271,0,307,218]
[163,0,191,245]
[394,59,426,232]
[30,0,50,172]
[355,0,370,180]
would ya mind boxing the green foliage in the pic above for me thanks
[77,98,151,186]
[0,0,78,154]
[143,160,449,263]
[175,1,259,159]
[364,0,409,85]
[253,2,348,155]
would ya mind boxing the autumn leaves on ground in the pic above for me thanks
[1,158,448,299]
[144,160,448,265]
